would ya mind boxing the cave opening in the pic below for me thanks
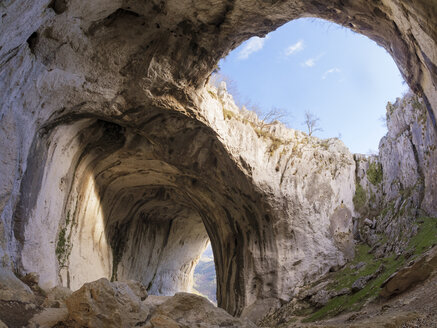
[15,112,276,315]
[212,17,408,154]
[17,117,219,297]
[193,241,217,304]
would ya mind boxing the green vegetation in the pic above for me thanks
[380,201,393,217]
[353,183,367,213]
[55,210,75,268]
[386,102,395,115]
[366,162,383,186]
[268,137,283,156]
[55,227,67,265]
[320,140,330,151]
[406,217,437,256]
[222,108,235,120]
[304,249,402,322]
[208,90,217,99]
[409,95,423,112]
[303,217,437,322]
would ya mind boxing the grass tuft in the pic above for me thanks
[367,162,383,186]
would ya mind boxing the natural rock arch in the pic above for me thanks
[13,113,281,315]
[0,0,436,317]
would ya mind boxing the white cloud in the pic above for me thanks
[301,53,325,68]
[237,36,267,60]
[302,58,316,67]
[322,67,341,79]
[285,40,304,56]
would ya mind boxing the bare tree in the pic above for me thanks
[379,114,387,128]
[303,110,323,136]
[258,107,288,130]
[209,72,241,105]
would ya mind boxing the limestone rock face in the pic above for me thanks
[381,93,437,217]
[0,0,436,317]
[4,82,356,318]
[354,92,437,256]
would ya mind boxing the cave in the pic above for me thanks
[13,113,281,315]
[0,0,436,322]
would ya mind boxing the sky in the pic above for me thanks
[216,18,408,154]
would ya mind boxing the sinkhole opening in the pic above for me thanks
[212,17,408,155]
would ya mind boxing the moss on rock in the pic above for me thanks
[366,162,383,186]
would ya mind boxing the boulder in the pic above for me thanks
[148,314,181,328]
[65,278,149,328]
[240,298,281,324]
[353,262,366,271]
[152,292,257,327]
[0,267,35,303]
[310,289,332,308]
[114,280,148,301]
[380,246,437,298]
[28,308,68,328]
[309,288,351,308]
[142,295,172,313]
[42,285,72,308]
[351,276,373,293]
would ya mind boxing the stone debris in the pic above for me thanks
[21,279,258,328]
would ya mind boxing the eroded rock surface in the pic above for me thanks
[0,0,436,319]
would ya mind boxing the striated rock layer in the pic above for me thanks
[0,0,436,317]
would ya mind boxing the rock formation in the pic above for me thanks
[9,277,256,327]
[0,0,436,320]
[354,92,437,257]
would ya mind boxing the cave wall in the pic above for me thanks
[0,0,436,316]
[8,107,287,315]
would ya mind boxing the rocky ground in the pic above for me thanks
[1,235,436,327]
[0,248,436,328]
[0,275,256,328]
[259,241,437,327]
[260,267,437,328]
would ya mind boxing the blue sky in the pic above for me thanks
[216,18,408,154]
